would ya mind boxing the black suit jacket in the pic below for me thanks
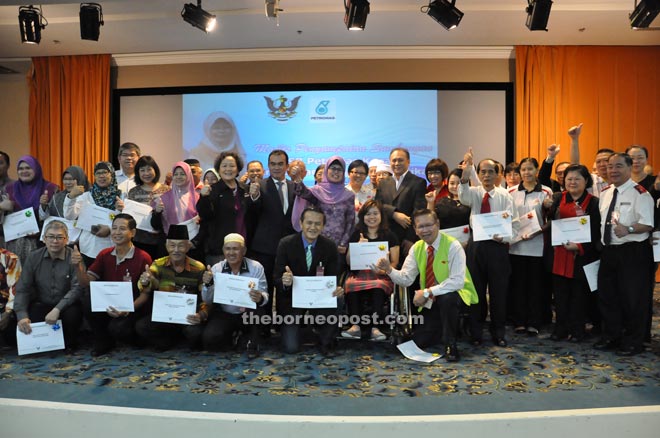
[273,233,339,310]
[375,171,427,242]
[248,177,296,256]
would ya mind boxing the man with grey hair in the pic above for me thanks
[14,220,83,352]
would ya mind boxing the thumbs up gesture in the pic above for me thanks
[547,144,561,160]
[568,122,583,140]
[202,265,213,285]
[115,196,124,211]
[358,233,368,243]
[139,264,152,287]
[200,183,211,197]
[69,185,85,199]
[40,190,49,207]
[71,244,83,266]
[153,195,165,213]
[282,265,293,287]
[249,178,260,198]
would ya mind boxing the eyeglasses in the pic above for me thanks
[120,153,138,158]
[328,166,344,172]
[94,170,111,176]
[44,235,66,241]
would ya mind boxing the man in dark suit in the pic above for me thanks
[248,150,296,315]
[273,206,344,355]
[375,147,427,257]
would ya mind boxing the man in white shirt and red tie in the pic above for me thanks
[458,148,517,347]
[595,152,653,356]
[375,209,478,362]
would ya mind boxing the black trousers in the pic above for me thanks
[553,273,589,338]
[412,292,461,348]
[346,289,386,329]
[466,240,511,340]
[28,301,83,348]
[202,305,263,351]
[82,292,144,348]
[135,316,204,350]
[598,241,652,349]
[509,254,544,328]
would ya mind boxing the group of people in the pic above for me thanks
[0,122,656,360]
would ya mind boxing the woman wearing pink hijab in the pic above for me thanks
[291,156,355,255]
[151,161,199,237]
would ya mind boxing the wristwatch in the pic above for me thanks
[423,289,431,299]
[627,226,634,234]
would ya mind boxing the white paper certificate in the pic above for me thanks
[40,216,82,242]
[396,340,441,363]
[3,207,39,242]
[653,232,660,262]
[16,320,65,355]
[75,203,114,232]
[122,199,155,232]
[471,211,513,242]
[179,216,200,240]
[349,241,388,270]
[513,209,542,242]
[151,291,197,325]
[213,273,258,309]
[292,275,337,309]
[551,216,592,246]
[582,260,600,292]
[441,224,471,243]
[90,281,135,312]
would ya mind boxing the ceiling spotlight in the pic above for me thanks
[265,0,283,19]
[630,0,660,28]
[181,0,217,33]
[422,0,464,31]
[80,3,104,41]
[526,0,553,31]
[344,0,370,31]
[18,5,47,44]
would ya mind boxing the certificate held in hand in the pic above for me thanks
[214,273,258,309]
[75,203,114,232]
[292,276,337,309]
[16,320,65,356]
[471,211,513,242]
[3,207,39,242]
[441,224,471,244]
[90,281,135,312]
[122,199,155,233]
[551,216,591,246]
[151,291,197,325]
[349,241,388,270]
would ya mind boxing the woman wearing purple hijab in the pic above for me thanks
[1,156,58,262]
[151,161,199,237]
[291,156,355,255]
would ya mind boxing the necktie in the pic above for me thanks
[276,181,286,213]
[306,245,313,271]
[603,188,618,245]
[425,246,436,288]
[481,192,491,214]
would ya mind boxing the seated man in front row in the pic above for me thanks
[375,209,478,362]
[273,206,344,356]
[201,233,268,358]
[135,225,207,351]
[14,220,84,352]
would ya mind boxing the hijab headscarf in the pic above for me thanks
[292,156,355,230]
[64,165,91,191]
[158,162,199,233]
[49,165,92,217]
[6,155,58,212]
[90,161,121,210]
[202,168,219,185]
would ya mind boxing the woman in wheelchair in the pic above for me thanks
[342,200,400,341]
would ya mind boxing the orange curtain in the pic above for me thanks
[27,54,111,183]
[516,46,660,169]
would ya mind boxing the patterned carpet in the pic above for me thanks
[1,324,659,399]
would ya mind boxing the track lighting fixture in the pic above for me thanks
[344,0,370,31]
[526,0,553,31]
[18,5,47,44]
[80,3,104,41]
[422,0,463,31]
[629,0,660,28]
[181,0,217,33]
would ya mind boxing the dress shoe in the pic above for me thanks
[615,345,643,357]
[526,327,539,336]
[594,338,619,351]
[444,344,460,362]
[493,337,507,347]
[514,326,526,335]
[245,340,260,359]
